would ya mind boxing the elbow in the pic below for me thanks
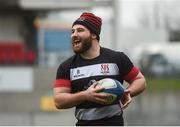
[138,73,147,92]
[142,78,147,92]
[54,98,62,109]
[54,97,67,109]
[54,102,62,109]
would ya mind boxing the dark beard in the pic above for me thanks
[73,36,92,54]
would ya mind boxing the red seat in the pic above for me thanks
[16,51,25,63]
[26,50,36,64]
[0,51,7,64]
[0,42,36,65]
[9,50,17,63]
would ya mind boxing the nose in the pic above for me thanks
[71,30,78,37]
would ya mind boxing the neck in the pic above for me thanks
[80,40,100,59]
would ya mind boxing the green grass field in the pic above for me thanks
[146,77,180,91]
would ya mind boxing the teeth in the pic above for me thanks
[74,39,80,42]
[74,40,81,45]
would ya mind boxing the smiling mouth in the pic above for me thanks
[73,39,81,47]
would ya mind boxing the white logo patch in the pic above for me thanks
[70,63,119,81]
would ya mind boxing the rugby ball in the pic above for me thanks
[97,78,124,105]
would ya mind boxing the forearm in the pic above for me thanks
[54,91,87,109]
[127,79,146,97]
[126,76,146,97]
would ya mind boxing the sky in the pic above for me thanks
[120,0,142,28]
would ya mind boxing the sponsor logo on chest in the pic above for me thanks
[70,63,119,81]
[101,64,110,74]
[73,69,85,78]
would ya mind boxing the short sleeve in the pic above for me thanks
[54,63,71,88]
[116,52,134,76]
[116,52,139,81]
[56,63,70,80]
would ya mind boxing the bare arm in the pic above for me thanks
[53,82,108,109]
[54,87,86,109]
[126,71,146,97]
[121,72,146,109]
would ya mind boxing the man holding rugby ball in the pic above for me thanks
[53,12,146,126]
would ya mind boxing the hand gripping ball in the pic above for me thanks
[98,78,125,105]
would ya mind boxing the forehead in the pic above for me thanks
[72,24,89,30]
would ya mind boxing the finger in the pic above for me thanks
[121,100,130,109]
[119,100,123,107]
[90,82,98,88]
[122,103,128,110]
[94,86,105,93]
[94,97,108,105]
[121,100,128,108]
[124,89,130,93]
[94,92,108,99]
[127,93,132,103]
[122,94,132,109]
[122,99,132,109]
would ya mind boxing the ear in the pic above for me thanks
[91,33,97,39]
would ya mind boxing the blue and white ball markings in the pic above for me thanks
[98,78,125,105]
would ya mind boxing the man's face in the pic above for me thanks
[71,24,93,54]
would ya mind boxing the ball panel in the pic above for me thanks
[98,78,117,89]
[101,93,117,105]
[114,79,124,99]
[97,78,125,105]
